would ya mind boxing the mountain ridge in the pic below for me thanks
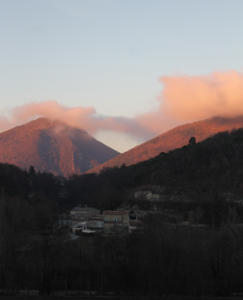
[88,115,243,173]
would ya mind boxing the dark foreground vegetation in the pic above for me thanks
[1,129,243,296]
[1,203,243,297]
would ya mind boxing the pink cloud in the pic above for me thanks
[160,70,243,122]
[0,101,153,139]
[136,71,243,135]
[1,71,243,143]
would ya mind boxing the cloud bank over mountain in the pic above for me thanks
[0,101,153,140]
[161,71,243,121]
[1,71,243,148]
[137,71,243,134]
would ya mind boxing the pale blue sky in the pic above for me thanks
[0,0,243,150]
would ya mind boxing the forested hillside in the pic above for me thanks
[70,129,243,213]
[89,115,243,173]
[2,128,243,215]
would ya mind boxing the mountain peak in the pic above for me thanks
[21,117,69,130]
[0,118,119,176]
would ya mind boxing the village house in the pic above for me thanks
[70,206,104,236]
[134,190,161,201]
[103,210,130,234]
[72,222,87,234]
[86,215,104,232]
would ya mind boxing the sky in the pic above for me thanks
[0,0,243,152]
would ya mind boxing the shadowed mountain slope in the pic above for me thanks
[88,116,243,173]
[0,118,118,176]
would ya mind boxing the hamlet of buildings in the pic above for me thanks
[67,206,142,236]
